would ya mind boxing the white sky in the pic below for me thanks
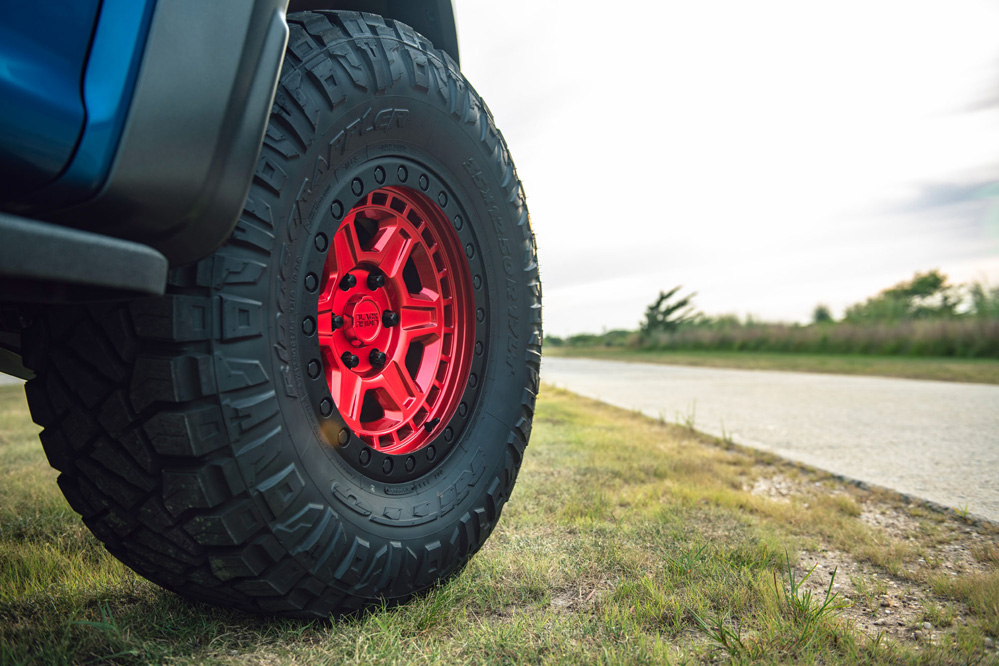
[455,1,999,336]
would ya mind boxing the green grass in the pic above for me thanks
[546,346,999,384]
[1,383,997,664]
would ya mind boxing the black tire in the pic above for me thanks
[21,11,541,617]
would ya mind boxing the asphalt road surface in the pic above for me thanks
[542,357,999,523]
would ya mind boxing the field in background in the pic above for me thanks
[545,347,999,385]
[633,318,999,360]
[2,384,997,664]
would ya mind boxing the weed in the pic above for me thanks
[863,630,896,662]
[691,611,750,659]
[773,554,850,637]
[691,553,851,660]
[851,575,888,614]
[931,571,999,636]
[71,601,119,632]
[955,504,973,522]
[675,400,696,430]
[719,419,734,446]
[922,601,957,628]
[972,541,999,565]
[665,544,708,578]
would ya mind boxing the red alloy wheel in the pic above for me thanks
[317,186,475,455]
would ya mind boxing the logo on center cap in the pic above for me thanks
[355,313,379,328]
[347,298,382,344]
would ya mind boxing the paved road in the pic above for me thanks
[542,357,999,522]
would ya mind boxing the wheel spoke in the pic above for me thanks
[317,287,335,314]
[377,223,414,278]
[399,304,437,332]
[330,368,364,423]
[317,312,336,345]
[377,360,422,411]
[395,294,442,351]
[333,220,363,270]
[397,282,442,309]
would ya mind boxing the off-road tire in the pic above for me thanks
[22,10,541,617]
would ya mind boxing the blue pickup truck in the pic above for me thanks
[0,0,541,617]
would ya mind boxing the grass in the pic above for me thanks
[545,346,999,384]
[2,383,998,664]
[692,555,850,660]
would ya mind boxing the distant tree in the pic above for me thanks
[566,332,604,347]
[640,286,697,335]
[599,329,637,346]
[689,313,744,330]
[968,281,999,319]
[844,270,960,322]
[812,304,833,324]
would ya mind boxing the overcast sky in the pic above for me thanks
[455,1,999,337]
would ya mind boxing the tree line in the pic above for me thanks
[547,270,999,358]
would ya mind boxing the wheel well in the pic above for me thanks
[287,0,459,66]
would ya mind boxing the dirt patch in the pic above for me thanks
[752,471,997,574]
[750,475,797,503]
[859,504,993,575]
[793,547,968,646]
[749,471,855,505]
[549,585,602,613]
[860,504,923,539]
[749,469,999,647]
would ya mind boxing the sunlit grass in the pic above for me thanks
[930,571,999,636]
[1,383,996,664]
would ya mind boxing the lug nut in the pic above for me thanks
[331,315,344,330]
[382,310,399,327]
[369,349,387,367]
[339,273,357,291]
[367,271,386,289]
[341,352,359,369]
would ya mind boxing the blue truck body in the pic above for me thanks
[0,0,459,379]
[0,0,154,204]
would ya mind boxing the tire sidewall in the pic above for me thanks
[226,34,536,588]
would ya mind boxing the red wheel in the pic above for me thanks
[317,187,474,454]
